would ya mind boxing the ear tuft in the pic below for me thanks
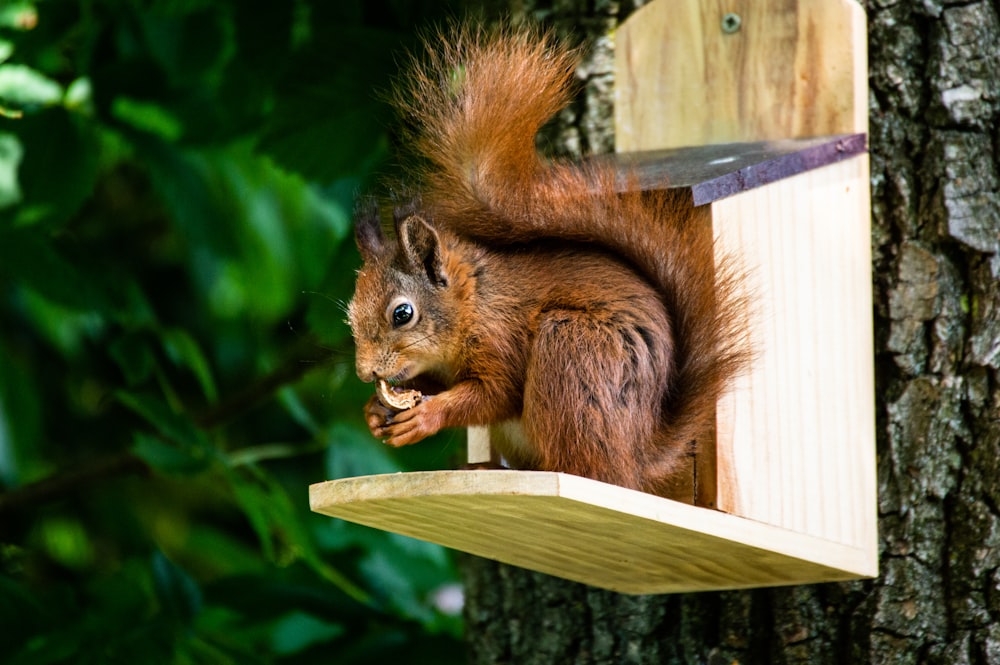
[392,194,421,224]
[354,197,388,260]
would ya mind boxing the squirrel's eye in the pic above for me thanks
[392,302,415,327]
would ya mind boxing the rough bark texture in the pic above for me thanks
[462,1,1000,663]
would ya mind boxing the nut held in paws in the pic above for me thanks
[376,378,422,410]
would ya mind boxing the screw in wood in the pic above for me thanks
[721,13,742,34]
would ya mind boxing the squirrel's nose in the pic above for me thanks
[356,364,379,383]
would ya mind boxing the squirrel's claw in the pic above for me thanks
[377,399,443,447]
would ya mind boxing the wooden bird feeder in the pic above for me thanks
[310,0,877,594]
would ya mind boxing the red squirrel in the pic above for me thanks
[346,25,750,495]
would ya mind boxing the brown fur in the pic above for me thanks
[346,25,750,495]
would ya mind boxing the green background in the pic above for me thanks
[0,1,469,662]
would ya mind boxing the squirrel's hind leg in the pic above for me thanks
[521,305,673,490]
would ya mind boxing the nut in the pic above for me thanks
[376,378,423,410]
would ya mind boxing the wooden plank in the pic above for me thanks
[610,134,867,205]
[615,0,868,150]
[466,426,494,465]
[713,156,877,556]
[310,470,875,595]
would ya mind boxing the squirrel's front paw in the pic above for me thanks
[363,394,396,435]
[376,399,443,447]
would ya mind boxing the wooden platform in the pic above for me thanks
[310,470,876,595]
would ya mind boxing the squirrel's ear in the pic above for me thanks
[354,197,387,261]
[392,195,421,224]
[398,215,449,287]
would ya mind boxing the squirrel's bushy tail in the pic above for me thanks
[392,24,574,218]
[393,24,751,469]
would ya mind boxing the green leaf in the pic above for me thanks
[111,96,183,140]
[225,467,287,563]
[256,31,402,183]
[324,422,403,480]
[224,464,369,604]
[37,517,95,570]
[0,4,36,30]
[0,39,13,64]
[133,432,211,474]
[269,611,344,656]
[2,107,99,228]
[151,550,202,626]
[0,338,41,485]
[116,391,209,452]
[138,6,235,88]
[0,132,23,208]
[258,94,389,183]
[12,288,106,356]
[277,387,322,436]
[176,524,265,578]
[132,135,354,330]
[160,328,218,402]
[0,229,104,310]
[63,78,92,112]
[202,567,374,628]
[110,331,156,386]
[139,141,303,321]
[0,64,62,109]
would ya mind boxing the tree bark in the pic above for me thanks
[462,1,1000,663]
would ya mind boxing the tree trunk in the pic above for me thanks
[462,1,1000,663]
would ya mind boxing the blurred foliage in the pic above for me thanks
[0,0,470,662]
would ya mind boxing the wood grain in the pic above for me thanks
[712,155,877,555]
[310,470,875,595]
[615,0,868,150]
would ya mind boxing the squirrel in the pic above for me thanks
[346,25,750,496]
